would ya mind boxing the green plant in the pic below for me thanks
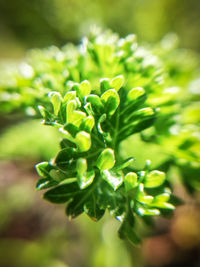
[1,28,199,244]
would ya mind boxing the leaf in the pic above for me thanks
[100,78,111,92]
[144,170,166,188]
[35,161,50,177]
[101,89,120,115]
[96,148,115,171]
[75,131,91,152]
[127,87,145,102]
[64,123,79,137]
[44,182,80,203]
[76,158,87,175]
[98,181,125,213]
[67,100,86,127]
[80,116,95,133]
[36,178,58,190]
[66,194,85,218]
[84,194,105,221]
[118,221,141,246]
[110,75,124,91]
[102,170,123,191]
[38,105,53,121]
[119,116,156,141]
[113,157,134,171]
[125,107,154,124]
[150,202,175,210]
[63,91,76,103]
[48,91,62,115]
[136,184,154,204]
[55,147,77,168]
[49,169,66,181]
[85,94,104,114]
[60,138,76,149]
[66,100,77,123]
[77,170,95,189]
[124,172,138,192]
[78,80,91,98]
[153,193,170,203]
[97,113,107,135]
[136,207,160,216]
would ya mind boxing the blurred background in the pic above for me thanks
[0,0,200,266]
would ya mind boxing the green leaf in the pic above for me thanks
[150,202,175,210]
[124,172,138,192]
[67,102,86,127]
[49,169,66,181]
[66,194,84,219]
[75,131,91,152]
[85,94,104,114]
[127,87,145,102]
[102,170,123,191]
[66,100,77,123]
[35,161,50,177]
[78,80,92,98]
[63,91,76,103]
[144,170,166,188]
[44,182,80,203]
[133,107,154,118]
[110,75,124,91]
[36,178,58,190]
[38,105,53,121]
[136,207,160,216]
[96,148,115,171]
[113,157,134,171]
[97,113,107,135]
[124,107,154,124]
[55,147,76,169]
[100,78,111,92]
[84,194,105,221]
[101,89,120,115]
[80,116,95,133]
[119,116,156,141]
[118,221,141,246]
[77,170,95,189]
[60,138,76,149]
[48,91,62,115]
[64,123,79,137]
[76,158,87,175]
[153,193,170,203]
[136,184,154,204]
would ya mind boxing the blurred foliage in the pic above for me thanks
[0,0,200,59]
[0,120,60,160]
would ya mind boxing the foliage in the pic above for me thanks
[0,0,200,52]
[0,29,199,244]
